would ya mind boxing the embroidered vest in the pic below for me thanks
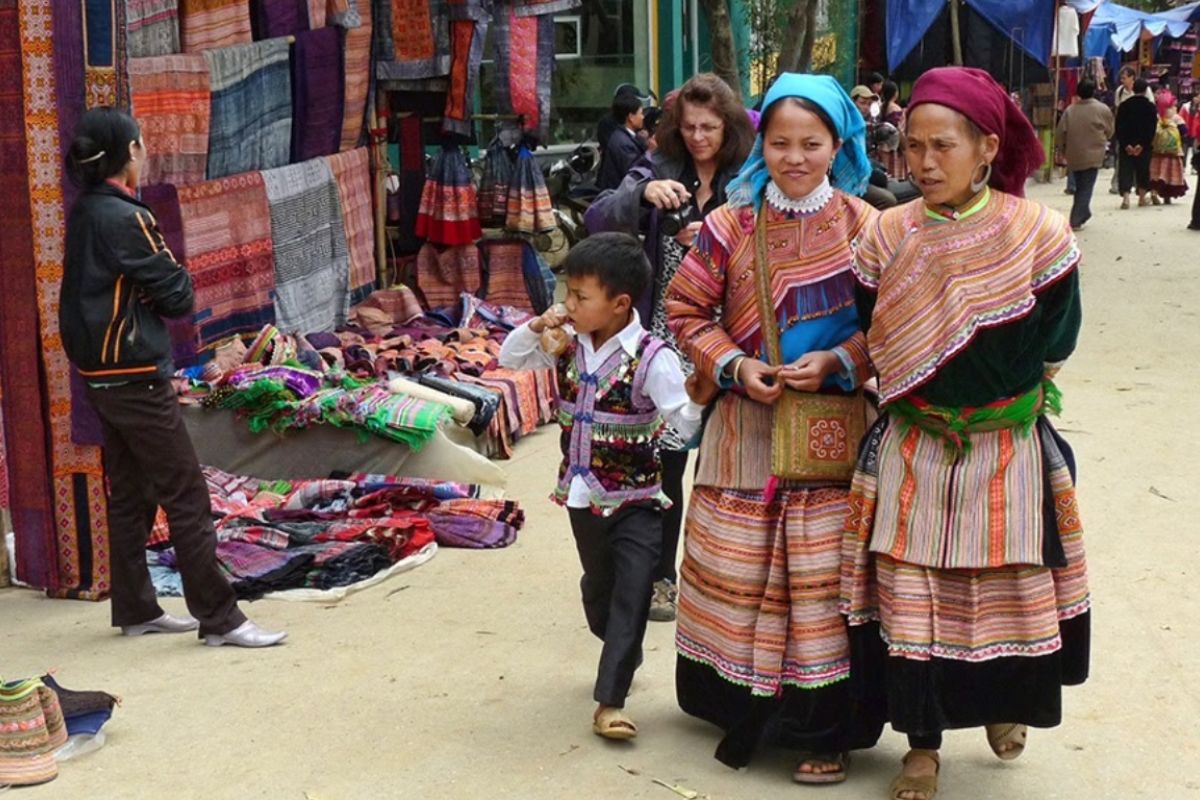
[553,334,669,516]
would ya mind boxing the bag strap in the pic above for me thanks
[753,205,784,367]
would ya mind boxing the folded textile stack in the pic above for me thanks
[0,675,114,788]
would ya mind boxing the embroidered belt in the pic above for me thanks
[887,380,1062,453]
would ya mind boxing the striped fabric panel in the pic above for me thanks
[129,54,211,186]
[666,194,874,384]
[179,0,252,52]
[675,485,852,696]
[339,0,372,150]
[868,420,1044,569]
[126,0,180,57]
[692,391,772,492]
[873,554,1068,662]
[326,147,376,304]
[205,38,292,178]
[858,192,1082,404]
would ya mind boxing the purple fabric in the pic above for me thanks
[140,183,200,367]
[427,512,518,548]
[251,0,309,39]
[291,27,344,162]
[907,66,1044,197]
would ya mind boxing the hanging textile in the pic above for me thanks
[179,0,253,52]
[513,0,578,15]
[415,243,482,309]
[329,0,363,27]
[130,54,212,187]
[140,184,201,368]
[442,4,490,138]
[308,0,328,27]
[262,159,352,334]
[205,38,293,179]
[885,0,945,70]
[416,145,483,246]
[127,0,181,57]
[964,0,1056,66]
[326,147,378,305]
[82,0,131,109]
[15,0,110,598]
[340,0,373,149]
[1,0,57,589]
[392,114,428,254]
[250,0,310,38]
[519,239,555,315]
[177,174,278,358]
[1054,5,1081,58]
[374,0,451,80]
[477,137,515,227]
[478,239,534,313]
[505,145,555,235]
[291,27,345,161]
[492,6,556,143]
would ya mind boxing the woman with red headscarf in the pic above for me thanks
[1148,91,1189,204]
[841,67,1090,800]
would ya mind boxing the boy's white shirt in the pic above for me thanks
[498,310,703,508]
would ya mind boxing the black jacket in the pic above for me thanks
[1115,95,1158,151]
[597,128,648,191]
[60,183,195,385]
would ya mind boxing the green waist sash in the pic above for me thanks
[887,380,1062,453]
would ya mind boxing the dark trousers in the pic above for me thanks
[1118,149,1151,195]
[1068,168,1098,228]
[86,380,245,636]
[569,504,662,708]
[1191,177,1200,228]
[654,449,689,584]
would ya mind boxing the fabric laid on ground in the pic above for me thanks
[205,38,292,179]
[127,0,181,57]
[291,27,345,162]
[177,173,278,360]
[262,158,351,334]
[340,0,372,149]
[416,145,483,246]
[180,0,253,52]
[374,0,450,79]
[216,539,316,598]
[129,54,212,187]
[326,147,377,305]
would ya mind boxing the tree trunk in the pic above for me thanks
[777,0,818,75]
[700,0,742,98]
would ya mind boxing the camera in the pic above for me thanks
[659,203,698,236]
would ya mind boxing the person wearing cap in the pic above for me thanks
[665,73,884,784]
[596,92,649,191]
[843,66,1089,800]
[851,84,901,209]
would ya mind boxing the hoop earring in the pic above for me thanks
[970,162,992,194]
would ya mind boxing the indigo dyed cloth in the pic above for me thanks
[262,159,351,334]
[291,27,345,161]
[205,38,293,179]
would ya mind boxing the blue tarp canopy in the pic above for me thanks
[1087,1,1200,53]
[886,0,1057,69]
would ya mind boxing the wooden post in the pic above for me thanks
[949,0,964,66]
[372,89,389,289]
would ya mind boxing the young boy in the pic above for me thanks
[499,232,701,740]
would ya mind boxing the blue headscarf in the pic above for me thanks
[726,73,871,209]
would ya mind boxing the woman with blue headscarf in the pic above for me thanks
[665,74,883,781]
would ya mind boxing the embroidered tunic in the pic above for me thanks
[552,335,671,515]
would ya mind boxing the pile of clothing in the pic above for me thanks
[149,467,525,599]
[0,675,117,787]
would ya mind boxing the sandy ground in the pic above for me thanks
[4,177,1200,800]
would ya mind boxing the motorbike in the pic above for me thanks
[541,142,600,251]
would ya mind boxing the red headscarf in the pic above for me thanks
[906,66,1043,197]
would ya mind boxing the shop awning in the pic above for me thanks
[886,0,1056,69]
[1087,1,1199,53]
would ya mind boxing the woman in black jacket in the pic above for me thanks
[60,108,286,648]
[1115,79,1159,209]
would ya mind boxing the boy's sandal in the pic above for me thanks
[985,723,1027,761]
[889,749,940,800]
[793,751,849,784]
[592,707,638,740]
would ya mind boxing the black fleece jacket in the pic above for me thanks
[59,183,194,384]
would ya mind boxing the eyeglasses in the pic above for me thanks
[681,122,724,138]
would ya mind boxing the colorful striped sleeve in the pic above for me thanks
[665,206,743,384]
